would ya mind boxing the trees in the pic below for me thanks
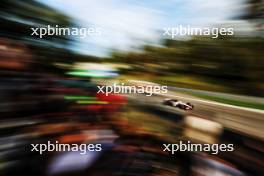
[110,37,264,96]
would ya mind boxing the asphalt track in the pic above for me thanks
[129,91,264,140]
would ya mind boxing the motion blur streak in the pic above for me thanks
[0,0,263,176]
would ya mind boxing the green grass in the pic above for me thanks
[190,93,264,110]
[117,74,264,110]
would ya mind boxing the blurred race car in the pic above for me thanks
[163,98,194,110]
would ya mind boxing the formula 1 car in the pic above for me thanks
[163,98,194,110]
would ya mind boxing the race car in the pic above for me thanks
[163,98,194,110]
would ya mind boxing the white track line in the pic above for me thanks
[157,92,264,115]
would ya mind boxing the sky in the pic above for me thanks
[39,0,245,56]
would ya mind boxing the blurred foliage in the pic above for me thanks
[110,37,264,96]
[0,0,72,42]
[0,0,88,74]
